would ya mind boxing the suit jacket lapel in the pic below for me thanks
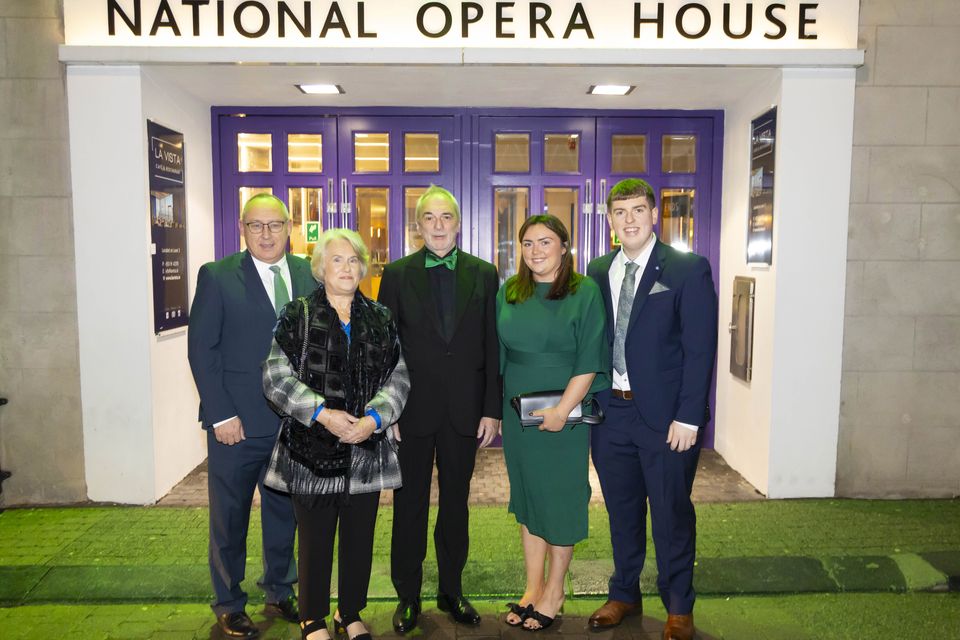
[452,252,477,337]
[239,251,275,317]
[408,248,445,339]
[288,255,315,298]
[593,250,618,342]
[626,241,667,336]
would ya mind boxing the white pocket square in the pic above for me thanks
[649,282,671,295]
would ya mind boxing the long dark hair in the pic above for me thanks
[505,214,583,304]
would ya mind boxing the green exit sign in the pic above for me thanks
[306,222,320,242]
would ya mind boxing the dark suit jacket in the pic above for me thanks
[587,241,718,432]
[378,247,501,437]
[188,250,317,437]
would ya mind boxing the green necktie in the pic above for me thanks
[269,265,290,317]
[425,248,458,270]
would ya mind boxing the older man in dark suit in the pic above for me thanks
[188,194,316,638]
[378,185,500,633]
[586,179,718,640]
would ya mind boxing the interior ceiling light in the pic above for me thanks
[297,84,344,95]
[588,85,635,96]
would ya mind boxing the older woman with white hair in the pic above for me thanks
[263,228,409,640]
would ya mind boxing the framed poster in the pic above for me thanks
[148,120,189,333]
[747,107,777,265]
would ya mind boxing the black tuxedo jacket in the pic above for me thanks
[188,250,317,437]
[587,241,718,432]
[378,247,501,437]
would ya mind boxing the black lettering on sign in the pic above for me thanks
[722,2,751,39]
[181,0,209,37]
[530,2,553,38]
[634,2,665,39]
[799,3,818,39]
[234,0,269,38]
[358,1,376,38]
[764,3,786,39]
[278,1,310,37]
[320,2,351,38]
[217,0,225,36]
[563,3,593,39]
[417,2,452,38]
[462,2,483,37]
[496,2,515,38]
[676,3,710,39]
[108,0,141,36]
[150,0,181,36]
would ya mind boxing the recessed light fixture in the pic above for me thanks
[588,85,635,96]
[297,84,345,95]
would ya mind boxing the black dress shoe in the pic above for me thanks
[392,597,421,633]
[264,594,300,623]
[437,593,481,625]
[217,611,260,638]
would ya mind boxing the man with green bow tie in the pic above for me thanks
[377,185,501,633]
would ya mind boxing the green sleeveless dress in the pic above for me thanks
[496,278,611,545]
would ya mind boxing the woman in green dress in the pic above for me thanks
[497,214,611,631]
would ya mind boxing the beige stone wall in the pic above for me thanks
[0,0,85,504]
[837,0,960,497]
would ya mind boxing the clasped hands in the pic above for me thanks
[316,408,377,444]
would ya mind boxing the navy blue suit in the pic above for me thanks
[587,241,717,615]
[188,250,316,616]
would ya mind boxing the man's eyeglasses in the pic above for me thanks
[244,220,287,234]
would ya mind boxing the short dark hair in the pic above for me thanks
[505,214,583,304]
[607,178,656,211]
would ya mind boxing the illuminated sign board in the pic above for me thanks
[65,1,859,49]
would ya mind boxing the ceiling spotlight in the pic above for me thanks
[588,85,635,96]
[297,84,345,95]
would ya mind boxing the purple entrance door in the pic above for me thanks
[337,115,461,298]
[476,116,597,280]
[216,114,339,258]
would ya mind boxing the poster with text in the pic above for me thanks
[748,107,777,265]
[148,120,189,333]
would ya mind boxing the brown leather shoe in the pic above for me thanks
[588,599,641,629]
[662,613,694,640]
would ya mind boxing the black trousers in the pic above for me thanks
[207,431,297,616]
[293,491,381,621]
[390,427,478,599]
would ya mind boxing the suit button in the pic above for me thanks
[445,352,453,357]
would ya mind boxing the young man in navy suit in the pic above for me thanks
[188,194,316,638]
[586,179,718,640]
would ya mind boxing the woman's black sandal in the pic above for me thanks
[523,609,557,632]
[505,602,533,627]
[300,618,329,640]
[335,612,372,640]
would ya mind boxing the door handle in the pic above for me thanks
[597,178,608,216]
[583,179,593,263]
[728,322,738,333]
[326,178,336,216]
[340,178,351,227]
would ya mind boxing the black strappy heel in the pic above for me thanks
[505,602,533,627]
[335,612,372,640]
[300,618,329,640]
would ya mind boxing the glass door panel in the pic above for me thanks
[288,187,323,257]
[237,186,273,252]
[478,116,594,273]
[355,187,389,299]
[403,186,427,254]
[494,187,530,283]
[660,188,695,253]
[543,187,579,261]
[218,115,338,257]
[339,116,460,269]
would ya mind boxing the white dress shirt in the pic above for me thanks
[214,253,291,429]
[608,235,698,433]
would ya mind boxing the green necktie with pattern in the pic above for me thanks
[269,265,290,317]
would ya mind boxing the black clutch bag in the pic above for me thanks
[510,390,604,428]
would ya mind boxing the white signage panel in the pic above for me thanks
[65,1,859,49]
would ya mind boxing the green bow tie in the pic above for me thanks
[425,248,458,270]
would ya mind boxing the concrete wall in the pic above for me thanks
[0,1,86,504]
[837,1,960,497]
